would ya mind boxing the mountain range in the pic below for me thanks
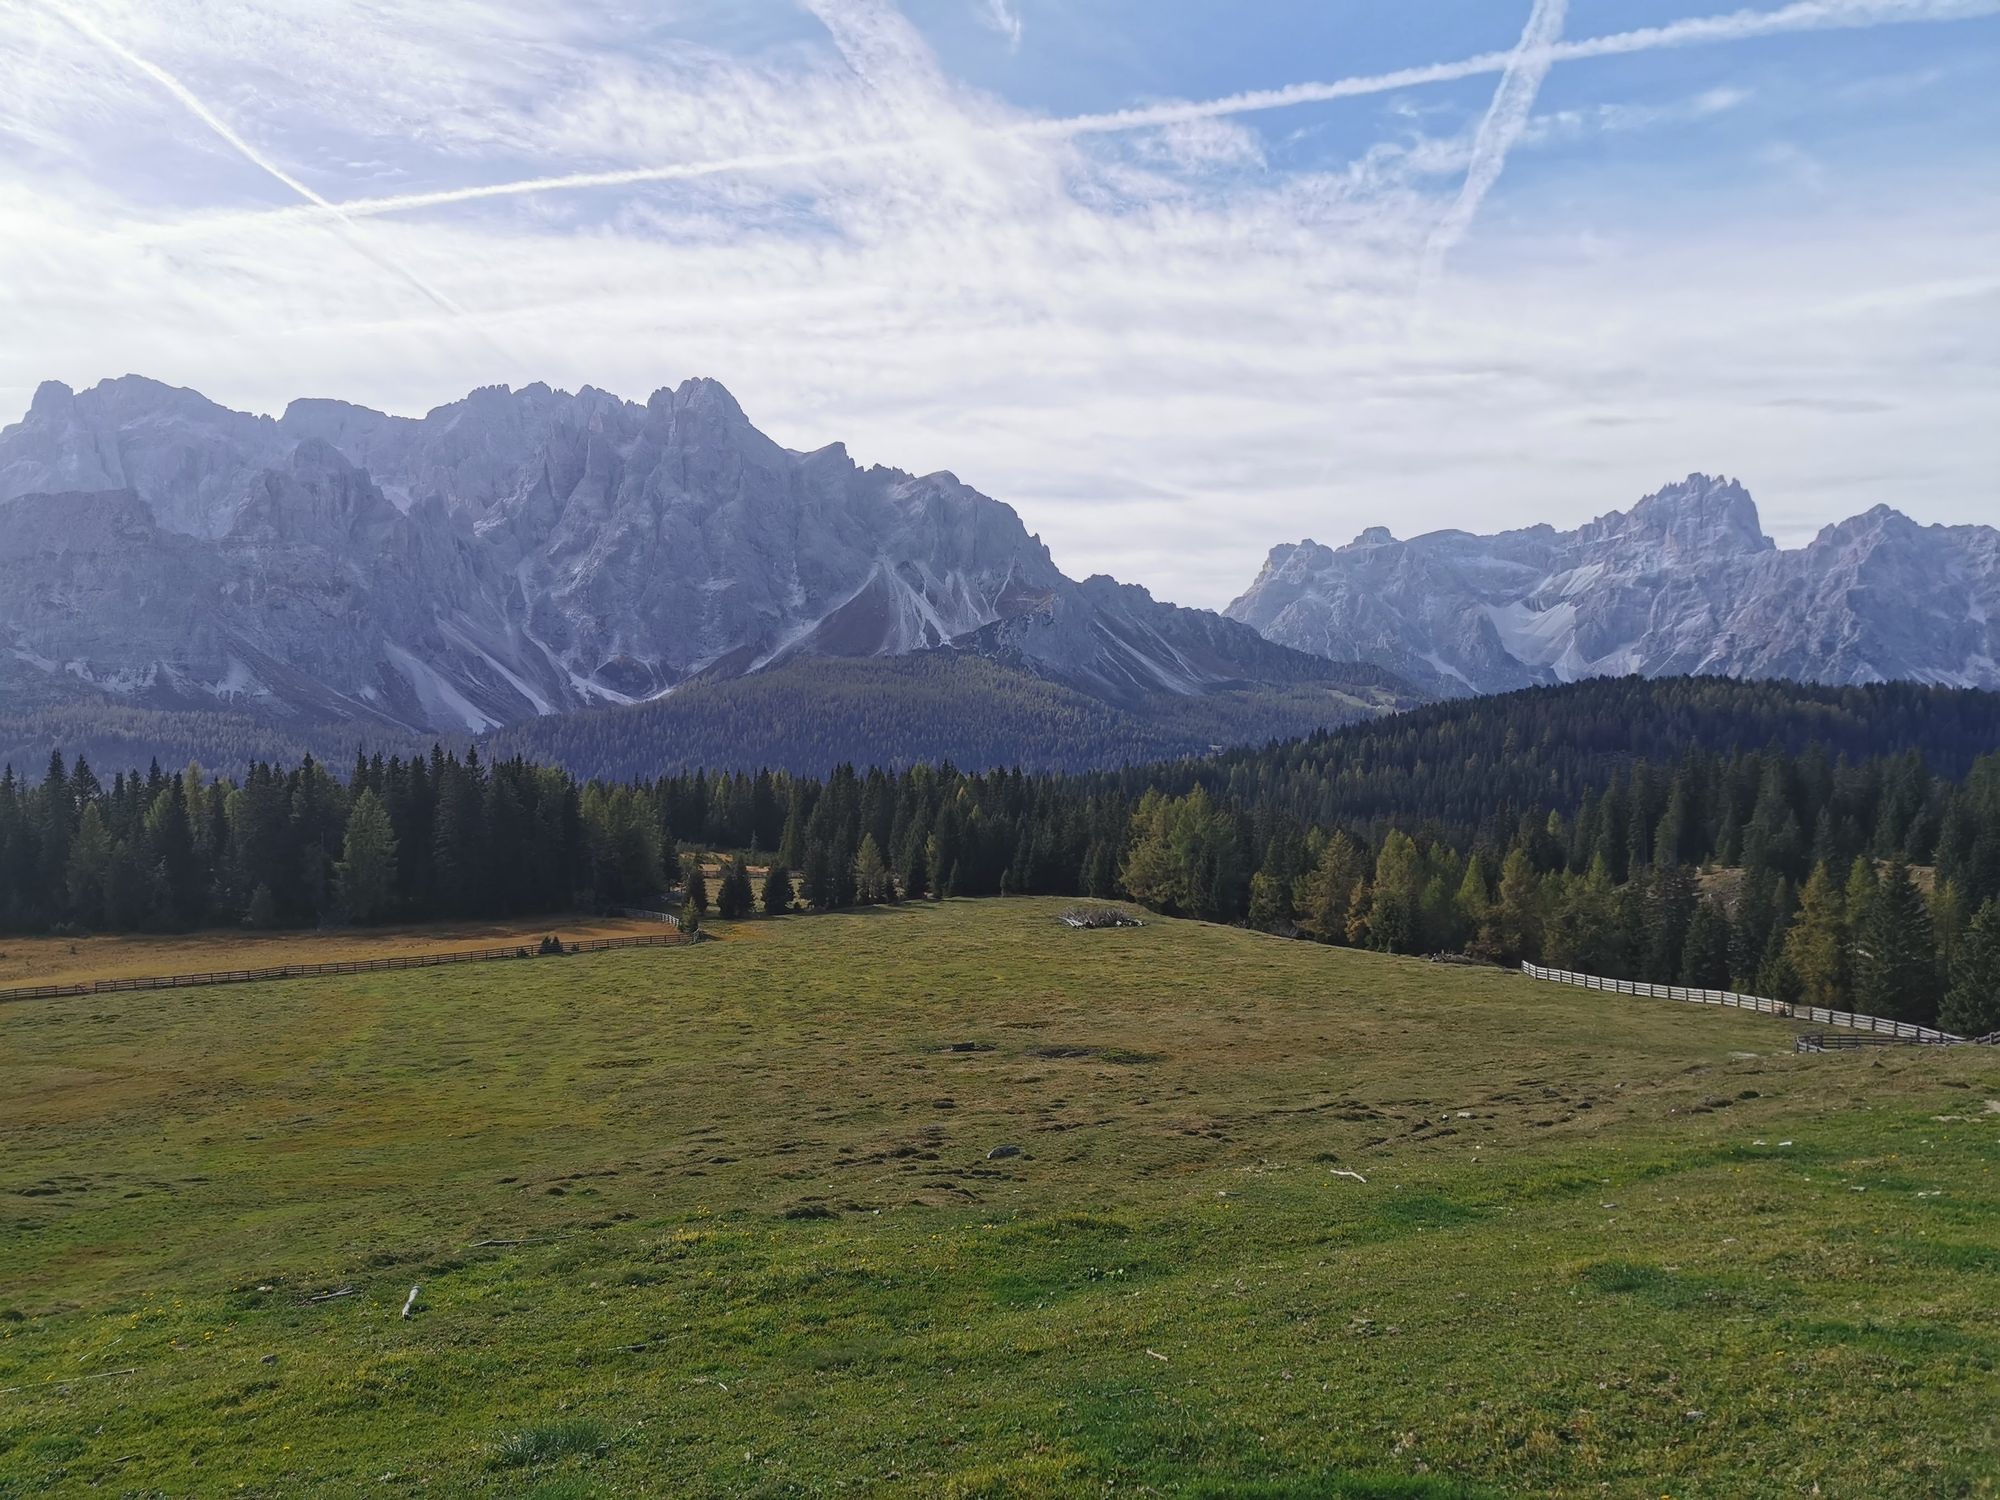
[4,375,1994,776]
[1226,473,2000,699]
[0,376,1404,770]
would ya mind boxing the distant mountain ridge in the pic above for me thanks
[0,375,1408,756]
[1227,474,2000,698]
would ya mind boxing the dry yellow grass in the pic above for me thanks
[0,913,667,990]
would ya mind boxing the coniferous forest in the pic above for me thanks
[5,677,1999,1034]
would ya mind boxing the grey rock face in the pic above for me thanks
[954,573,1392,708]
[1227,475,2000,697]
[0,375,1379,736]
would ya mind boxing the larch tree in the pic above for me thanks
[335,788,399,925]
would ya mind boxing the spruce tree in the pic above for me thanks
[715,858,754,919]
[1940,899,2000,1037]
[1642,862,1698,981]
[760,862,795,916]
[1855,858,1938,1023]
[1679,898,1733,989]
[682,854,710,916]
[801,841,835,909]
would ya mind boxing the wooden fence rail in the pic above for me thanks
[0,931,682,1006]
[610,906,681,930]
[1794,1033,1921,1052]
[1518,960,1964,1045]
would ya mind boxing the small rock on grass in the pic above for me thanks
[987,1144,1022,1160]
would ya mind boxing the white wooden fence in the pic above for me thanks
[610,906,681,930]
[1518,960,1963,1044]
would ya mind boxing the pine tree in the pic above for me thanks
[1730,867,1781,989]
[682,854,710,916]
[760,862,795,916]
[335,789,399,924]
[1855,857,1938,1023]
[715,858,754,919]
[1679,898,1733,989]
[146,777,203,930]
[65,803,113,929]
[854,835,890,904]
[902,840,929,902]
[801,840,836,909]
[1642,863,1698,981]
[777,797,805,870]
[1940,899,2000,1037]
[244,882,280,931]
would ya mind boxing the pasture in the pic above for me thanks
[3,899,1997,1497]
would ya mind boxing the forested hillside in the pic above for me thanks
[0,704,384,785]
[7,677,1999,1033]
[483,652,1408,777]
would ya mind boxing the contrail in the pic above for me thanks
[1421,0,1570,288]
[48,1,470,316]
[146,0,2000,232]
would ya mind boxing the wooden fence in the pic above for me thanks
[0,931,682,1006]
[1794,1033,1918,1052]
[1519,960,1964,1044]
[610,906,681,930]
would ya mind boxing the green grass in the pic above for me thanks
[2,898,1998,1497]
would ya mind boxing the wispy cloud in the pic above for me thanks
[1420,0,1568,287]
[44,0,470,318]
[127,0,1998,237]
[978,0,1024,51]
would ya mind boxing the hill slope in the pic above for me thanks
[485,649,1410,777]
[4,900,1994,1497]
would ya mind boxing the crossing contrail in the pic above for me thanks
[48,1,470,316]
[137,0,2000,234]
[1421,0,1570,288]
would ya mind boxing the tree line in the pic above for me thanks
[6,678,1999,1034]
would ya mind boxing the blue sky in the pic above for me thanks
[1,0,1996,606]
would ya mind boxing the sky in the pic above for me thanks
[1,0,1996,609]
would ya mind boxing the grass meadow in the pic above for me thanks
[3,898,1997,1497]
[0,915,672,992]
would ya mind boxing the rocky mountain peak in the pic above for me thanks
[1227,476,1997,697]
[1607,472,1770,557]
[29,380,74,417]
[0,372,1409,740]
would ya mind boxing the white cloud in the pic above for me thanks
[977,0,1024,51]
